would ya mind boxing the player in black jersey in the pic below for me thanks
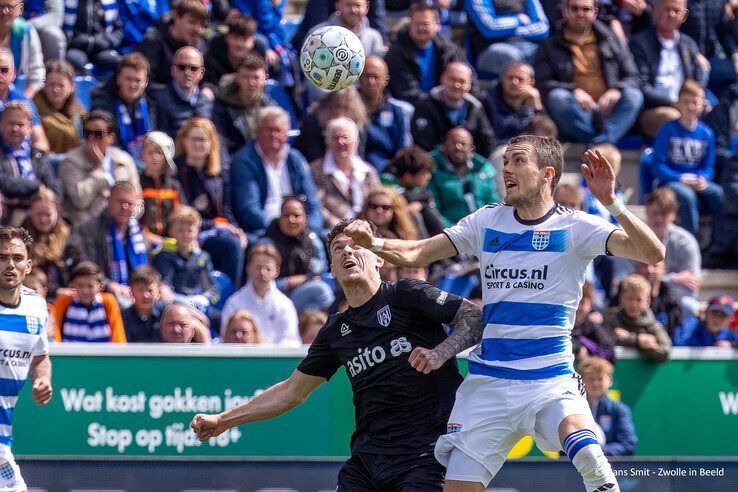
[191,219,484,491]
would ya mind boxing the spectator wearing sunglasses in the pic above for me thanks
[152,46,213,137]
[135,0,208,87]
[0,49,49,152]
[0,101,61,224]
[58,109,139,224]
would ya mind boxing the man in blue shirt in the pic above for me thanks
[0,49,48,151]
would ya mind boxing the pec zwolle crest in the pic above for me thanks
[532,230,550,251]
[377,305,391,327]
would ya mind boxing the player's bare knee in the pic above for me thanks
[558,413,595,444]
[443,479,485,492]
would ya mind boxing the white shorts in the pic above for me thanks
[0,446,25,492]
[436,372,593,486]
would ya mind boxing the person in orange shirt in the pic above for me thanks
[53,262,126,343]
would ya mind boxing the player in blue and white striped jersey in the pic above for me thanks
[0,227,52,491]
[345,135,665,492]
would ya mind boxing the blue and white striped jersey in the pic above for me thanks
[0,287,50,447]
[445,204,617,380]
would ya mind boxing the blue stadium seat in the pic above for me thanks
[211,270,235,311]
[74,76,99,111]
[265,79,299,130]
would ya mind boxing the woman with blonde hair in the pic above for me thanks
[294,86,369,162]
[33,59,85,154]
[222,310,263,344]
[174,117,247,287]
[359,186,420,241]
[22,188,82,298]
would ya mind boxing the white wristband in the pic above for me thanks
[369,237,385,253]
[605,197,626,217]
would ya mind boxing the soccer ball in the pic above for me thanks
[300,26,365,92]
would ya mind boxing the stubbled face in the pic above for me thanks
[583,370,610,400]
[236,67,266,102]
[500,65,533,100]
[224,318,259,343]
[0,238,31,292]
[444,129,474,166]
[502,142,548,208]
[329,233,382,287]
[620,290,650,318]
[117,67,147,103]
[563,0,597,33]
[0,109,31,148]
[160,305,195,343]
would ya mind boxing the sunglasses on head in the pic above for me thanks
[83,129,110,139]
[175,64,202,73]
[368,203,392,212]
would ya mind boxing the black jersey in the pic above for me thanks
[297,279,465,455]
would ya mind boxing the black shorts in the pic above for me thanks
[337,451,444,491]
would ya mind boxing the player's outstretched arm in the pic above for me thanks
[343,220,457,267]
[30,354,52,405]
[410,299,484,374]
[582,149,665,265]
[190,370,325,442]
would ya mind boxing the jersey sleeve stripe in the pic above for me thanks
[481,335,569,361]
[0,378,25,397]
[482,228,570,253]
[468,360,573,380]
[483,301,573,327]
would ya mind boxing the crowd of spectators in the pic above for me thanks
[0,0,736,354]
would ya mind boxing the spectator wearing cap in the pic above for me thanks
[384,2,465,107]
[62,0,124,73]
[0,1,44,97]
[630,0,707,137]
[33,60,85,155]
[203,13,272,88]
[534,0,643,145]
[135,0,208,86]
[674,295,738,346]
[152,47,214,138]
[90,53,158,162]
[138,131,183,247]
[58,109,139,225]
[0,48,49,152]
[211,52,277,156]
[159,301,210,343]
[0,100,61,224]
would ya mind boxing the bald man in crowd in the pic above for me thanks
[411,61,495,157]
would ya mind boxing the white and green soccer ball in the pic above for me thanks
[300,25,365,92]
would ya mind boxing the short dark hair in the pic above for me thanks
[176,0,209,22]
[83,109,116,134]
[326,219,378,258]
[239,51,268,72]
[409,0,439,18]
[70,261,103,282]
[227,13,257,36]
[130,266,161,287]
[117,52,150,76]
[386,145,433,176]
[0,227,33,256]
[523,114,558,139]
[645,187,679,214]
[507,135,563,191]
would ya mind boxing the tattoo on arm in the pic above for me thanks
[429,300,484,366]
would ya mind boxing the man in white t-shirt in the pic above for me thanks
[0,226,52,490]
[220,243,300,346]
[345,135,665,491]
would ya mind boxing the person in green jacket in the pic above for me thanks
[428,127,499,227]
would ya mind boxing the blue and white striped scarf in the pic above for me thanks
[62,294,111,342]
[108,217,148,285]
[3,140,34,180]
[63,0,117,36]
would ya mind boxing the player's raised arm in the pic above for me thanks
[190,370,325,442]
[582,149,666,265]
[410,299,484,374]
[343,220,457,268]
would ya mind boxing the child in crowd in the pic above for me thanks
[650,80,723,242]
[554,183,583,210]
[139,132,183,247]
[152,206,219,314]
[220,243,300,346]
[23,269,57,341]
[53,262,126,343]
[674,295,738,347]
[222,311,263,344]
[603,274,672,363]
[298,309,327,345]
[121,266,166,343]
[580,358,638,456]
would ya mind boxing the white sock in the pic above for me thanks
[564,429,619,492]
